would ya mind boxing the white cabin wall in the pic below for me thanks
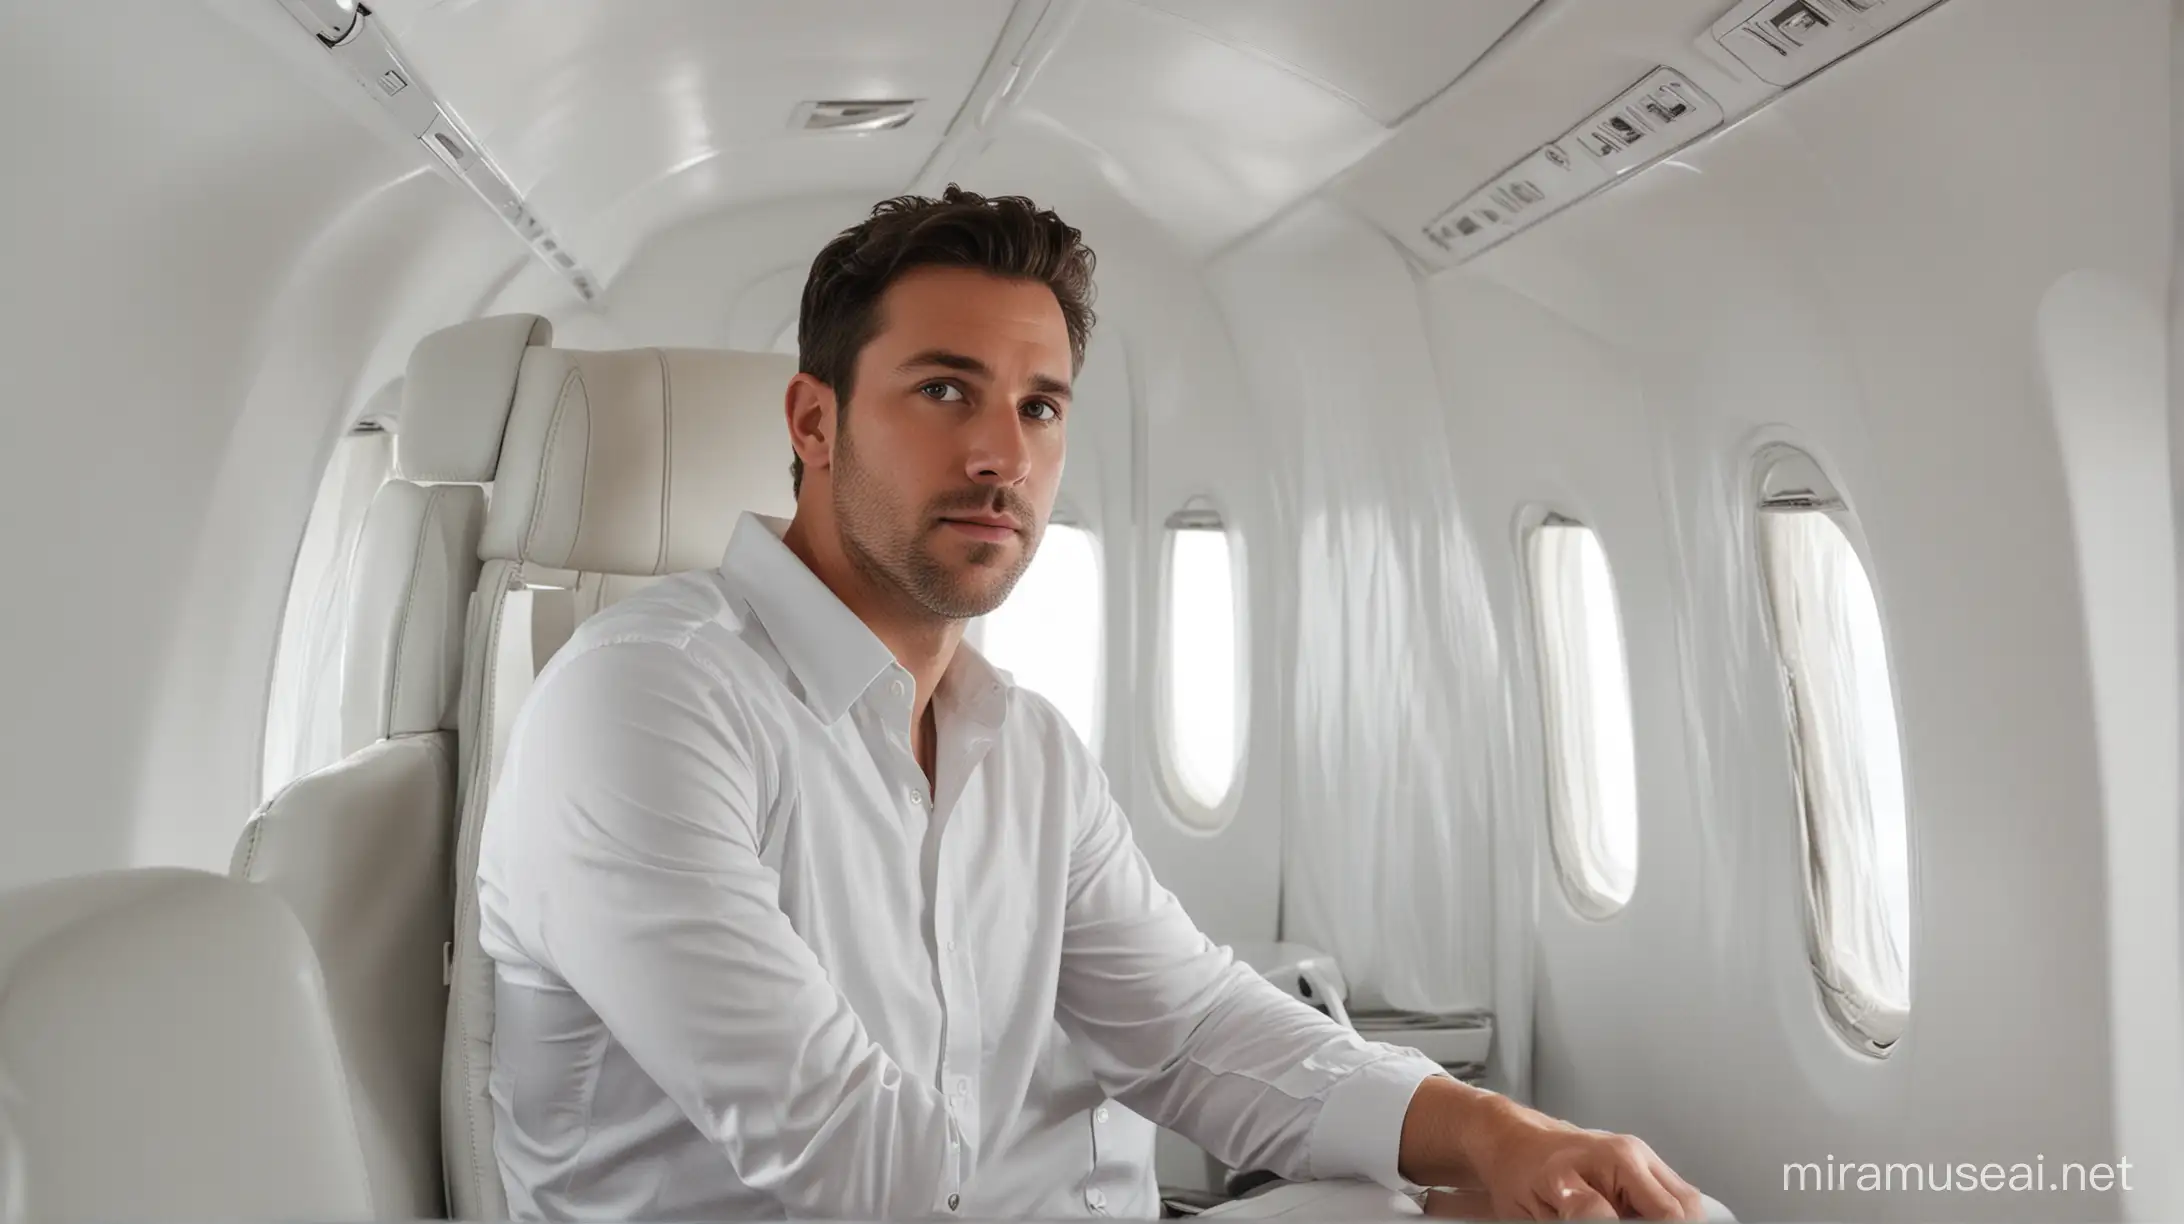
[1209,2,2169,1220]
[1445,2,2154,1219]
[1206,206,1515,1048]
[0,3,517,887]
[2041,270,2181,1221]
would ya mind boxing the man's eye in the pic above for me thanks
[1023,400,1060,422]
[920,381,965,402]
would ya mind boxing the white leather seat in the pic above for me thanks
[226,314,792,1219]
[231,355,495,1218]
[0,869,376,1222]
[392,315,794,1218]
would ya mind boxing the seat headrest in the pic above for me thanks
[481,345,797,574]
[397,314,555,482]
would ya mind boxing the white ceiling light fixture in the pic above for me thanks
[793,100,923,134]
[273,0,601,302]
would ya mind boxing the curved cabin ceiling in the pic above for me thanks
[1134,0,1538,126]
[362,0,1016,276]
[347,0,1543,274]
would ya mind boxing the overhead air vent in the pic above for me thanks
[1420,68,1722,262]
[1709,0,1947,87]
[794,100,921,134]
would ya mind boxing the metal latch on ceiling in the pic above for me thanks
[275,0,600,302]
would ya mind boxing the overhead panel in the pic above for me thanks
[1707,0,1946,88]
[1419,68,1724,264]
[1375,0,1950,270]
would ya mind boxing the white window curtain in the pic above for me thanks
[1528,522,1639,915]
[1163,519,1241,817]
[261,430,393,799]
[1760,509,1912,1048]
[978,522,1104,751]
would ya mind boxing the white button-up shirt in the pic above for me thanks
[476,513,1444,1220]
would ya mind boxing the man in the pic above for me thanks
[476,186,1710,1221]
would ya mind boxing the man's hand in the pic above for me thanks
[1399,1077,1705,1220]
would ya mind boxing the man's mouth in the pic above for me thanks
[938,515,1021,543]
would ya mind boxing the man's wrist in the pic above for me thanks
[1398,1075,1546,1188]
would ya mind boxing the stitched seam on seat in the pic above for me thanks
[388,488,445,736]
[454,578,509,1215]
[236,818,266,879]
[523,368,583,564]
[655,349,672,575]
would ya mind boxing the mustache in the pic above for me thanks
[928,487,1036,531]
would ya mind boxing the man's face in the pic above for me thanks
[830,264,1072,620]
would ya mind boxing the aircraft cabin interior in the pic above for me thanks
[0,0,2177,1220]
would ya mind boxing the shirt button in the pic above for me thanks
[892,679,906,698]
[947,1193,961,1211]
[1088,1189,1108,1212]
[1094,1105,1109,1124]
[946,939,959,952]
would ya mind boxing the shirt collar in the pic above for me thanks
[720,512,1010,728]
[936,636,1010,733]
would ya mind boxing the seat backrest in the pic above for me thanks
[229,374,488,1217]
[234,734,458,1219]
[395,314,794,1218]
[0,869,376,1223]
[339,478,485,756]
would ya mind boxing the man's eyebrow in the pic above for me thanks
[899,349,990,377]
[899,349,1073,400]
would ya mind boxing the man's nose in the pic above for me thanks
[965,401,1032,485]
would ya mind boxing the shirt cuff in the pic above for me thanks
[1306,1048,1449,1192]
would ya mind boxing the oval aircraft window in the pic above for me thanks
[978,518,1103,751]
[1526,517,1640,917]
[1160,504,1244,823]
[1756,448,1912,1053]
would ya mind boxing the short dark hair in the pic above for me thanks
[790,185,1097,496]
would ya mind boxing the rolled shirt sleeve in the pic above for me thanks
[1052,760,1449,1193]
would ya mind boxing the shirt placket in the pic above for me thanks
[929,714,983,1206]
[879,667,979,1212]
